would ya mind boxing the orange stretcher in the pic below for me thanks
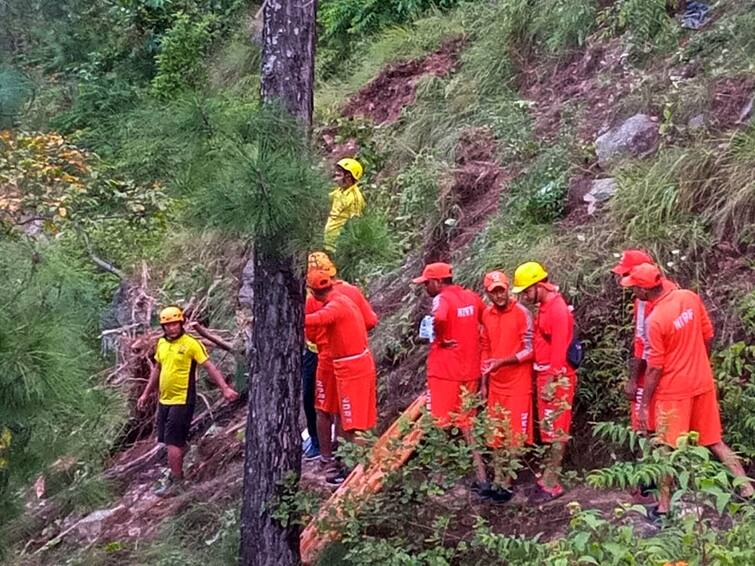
[299,393,427,565]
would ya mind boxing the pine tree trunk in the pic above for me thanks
[239,1,316,565]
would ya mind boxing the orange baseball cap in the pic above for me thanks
[611,249,654,276]
[483,270,509,292]
[412,262,453,284]
[620,263,662,289]
[307,268,333,290]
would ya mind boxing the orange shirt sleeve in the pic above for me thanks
[304,295,321,343]
[480,314,492,360]
[355,290,378,331]
[514,304,534,362]
[431,295,449,342]
[646,315,666,370]
[305,299,344,328]
[547,302,570,375]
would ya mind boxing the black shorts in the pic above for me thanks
[157,403,195,447]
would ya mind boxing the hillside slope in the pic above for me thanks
[1,0,755,564]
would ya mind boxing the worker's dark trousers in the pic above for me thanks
[302,349,319,450]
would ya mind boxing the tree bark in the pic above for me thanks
[239,1,316,565]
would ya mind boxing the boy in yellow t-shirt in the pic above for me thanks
[137,306,239,496]
[324,157,365,253]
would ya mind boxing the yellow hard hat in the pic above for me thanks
[159,306,184,324]
[308,251,337,277]
[337,157,364,181]
[511,261,548,294]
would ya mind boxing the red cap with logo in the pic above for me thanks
[620,263,662,289]
[412,262,453,284]
[483,270,509,292]
[611,249,654,276]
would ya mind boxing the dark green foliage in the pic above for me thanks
[318,0,462,77]
[0,67,33,128]
[104,95,327,254]
[333,211,403,285]
[51,74,144,133]
[180,102,330,255]
[535,0,598,53]
[511,143,571,224]
[0,240,123,510]
[151,12,220,98]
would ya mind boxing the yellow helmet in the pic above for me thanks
[511,261,548,294]
[308,251,337,277]
[337,157,364,181]
[159,306,184,324]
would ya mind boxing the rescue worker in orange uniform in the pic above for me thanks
[611,250,677,433]
[479,270,535,503]
[512,261,576,503]
[305,252,377,473]
[305,268,378,485]
[412,262,488,489]
[413,262,484,427]
[621,263,753,520]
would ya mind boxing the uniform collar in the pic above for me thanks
[491,298,516,313]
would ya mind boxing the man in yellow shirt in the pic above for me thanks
[137,306,239,496]
[324,158,366,253]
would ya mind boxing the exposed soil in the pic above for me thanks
[318,128,361,163]
[709,75,755,130]
[342,38,464,125]
[519,39,641,142]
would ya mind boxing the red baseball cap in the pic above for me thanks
[611,249,654,276]
[483,270,509,292]
[412,262,453,284]
[620,263,662,289]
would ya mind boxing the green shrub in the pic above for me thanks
[610,149,712,255]
[0,67,33,128]
[51,73,143,133]
[0,240,123,514]
[716,341,755,460]
[511,143,571,224]
[534,0,598,53]
[151,12,219,98]
[318,0,462,77]
[332,211,403,285]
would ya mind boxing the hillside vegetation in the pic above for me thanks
[1,0,754,564]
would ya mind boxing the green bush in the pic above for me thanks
[511,143,571,224]
[300,414,755,564]
[318,0,462,77]
[0,67,33,128]
[51,73,143,133]
[151,12,219,98]
[0,240,123,513]
[610,150,711,253]
[534,0,598,53]
[333,211,403,285]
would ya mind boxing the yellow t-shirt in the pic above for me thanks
[324,184,365,251]
[154,334,209,405]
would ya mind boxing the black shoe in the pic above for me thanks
[471,481,494,497]
[647,504,668,527]
[325,466,349,486]
[639,480,657,497]
[488,486,514,505]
